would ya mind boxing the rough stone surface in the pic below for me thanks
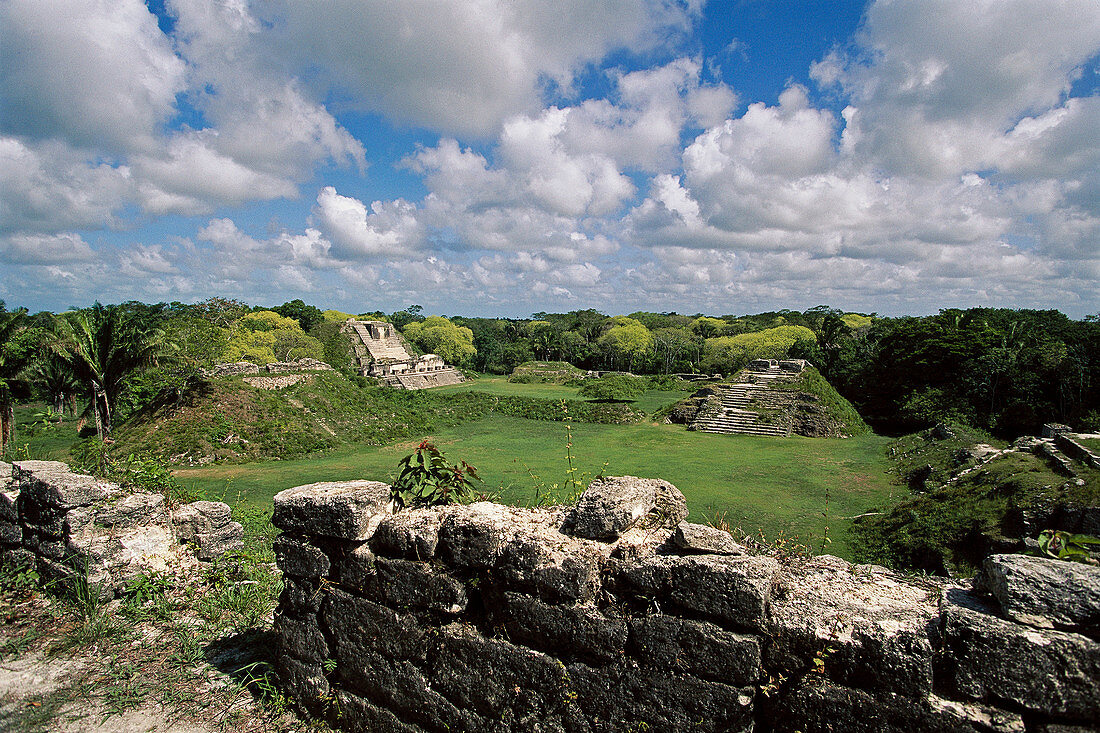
[616,553,780,629]
[672,521,748,555]
[974,553,1100,634]
[941,604,1100,722]
[172,501,233,540]
[370,508,448,560]
[495,592,627,664]
[766,555,941,695]
[13,460,118,508]
[375,557,467,614]
[273,535,331,579]
[272,480,393,539]
[629,614,761,685]
[565,476,688,540]
[496,524,606,602]
[436,501,515,568]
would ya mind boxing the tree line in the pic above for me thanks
[1,298,1097,456]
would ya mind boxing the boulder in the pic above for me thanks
[974,554,1100,635]
[13,460,118,509]
[273,480,393,540]
[172,501,243,560]
[564,476,688,541]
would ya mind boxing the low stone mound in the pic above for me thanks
[0,460,243,598]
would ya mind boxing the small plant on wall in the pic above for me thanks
[391,440,482,508]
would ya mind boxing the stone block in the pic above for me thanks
[437,502,513,568]
[13,460,117,509]
[0,461,11,486]
[323,588,428,662]
[190,521,244,560]
[333,690,421,733]
[941,604,1100,722]
[370,507,447,560]
[564,476,687,541]
[763,677,1023,733]
[89,492,167,529]
[274,613,329,663]
[278,577,324,617]
[765,555,940,695]
[274,534,331,579]
[375,556,467,614]
[496,529,604,602]
[0,485,17,523]
[974,553,1100,634]
[671,521,748,555]
[272,480,392,540]
[628,614,761,686]
[431,623,572,724]
[616,553,779,630]
[0,520,21,546]
[496,592,627,664]
[172,501,232,540]
[567,661,755,733]
[276,654,330,710]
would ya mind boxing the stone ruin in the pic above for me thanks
[341,319,465,390]
[207,357,336,378]
[0,460,243,598]
[271,476,1100,732]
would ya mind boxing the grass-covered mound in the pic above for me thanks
[852,424,1100,575]
[507,361,587,385]
[112,370,643,464]
[770,367,871,437]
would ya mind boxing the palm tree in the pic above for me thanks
[56,303,169,440]
[33,354,81,418]
[0,308,33,454]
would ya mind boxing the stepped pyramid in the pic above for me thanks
[341,319,465,390]
[687,359,808,437]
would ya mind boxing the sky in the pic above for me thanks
[1,0,1098,319]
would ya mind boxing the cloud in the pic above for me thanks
[259,0,699,137]
[313,187,424,259]
[0,233,95,265]
[0,0,185,155]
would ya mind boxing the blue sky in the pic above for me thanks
[1,0,1098,318]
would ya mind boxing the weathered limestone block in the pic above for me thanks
[615,553,780,630]
[323,588,429,663]
[496,592,628,664]
[65,492,182,591]
[279,577,325,617]
[265,358,334,373]
[0,481,21,546]
[974,554,1100,634]
[189,521,244,560]
[496,526,606,602]
[564,476,688,540]
[566,661,755,733]
[437,501,516,568]
[0,461,11,487]
[274,613,329,663]
[431,623,574,726]
[333,541,377,593]
[940,604,1100,722]
[209,361,261,377]
[370,507,448,560]
[273,534,331,579]
[272,480,392,540]
[375,556,467,614]
[277,654,330,711]
[13,460,118,509]
[672,521,748,555]
[628,614,761,686]
[763,677,1024,733]
[332,690,420,733]
[172,500,230,536]
[766,555,941,695]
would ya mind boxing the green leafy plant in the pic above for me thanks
[1036,529,1100,564]
[391,440,482,508]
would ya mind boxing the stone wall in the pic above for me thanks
[271,477,1100,732]
[0,460,243,596]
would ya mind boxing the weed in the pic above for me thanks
[102,663,149,718]
[1035,529,1100,564]
[391,440,482,508]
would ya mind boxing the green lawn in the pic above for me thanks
[431,375,692,416]
[176,415,896,558]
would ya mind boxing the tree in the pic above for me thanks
[33,354,80,417]
[598,317,653,371]
[402,316,476,367]
[0,308,35,453]
[56,303,172,439]
[273,299,325,333]
[225,310,325,364]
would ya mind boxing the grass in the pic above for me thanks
[430,374,691,415]
[1,404,83,463]
[1077,437,1100,452]
[176,414,896,558]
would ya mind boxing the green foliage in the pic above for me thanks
[580,373,646,402]
[702,325,816,374]
[508,360,587,385]
[224,310,325,364]
[271,298,324,332]
[403,315,477,367]
[69,439,194,502]
[598,317,653,371]
[1035,530,1100,564]
[391,440,482,508]
[771,367,871,436]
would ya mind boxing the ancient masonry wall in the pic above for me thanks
[0,460,243,596]
[271,477,1100,733]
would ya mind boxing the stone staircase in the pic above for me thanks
[350,321,410,362]
[688,366,800,437]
